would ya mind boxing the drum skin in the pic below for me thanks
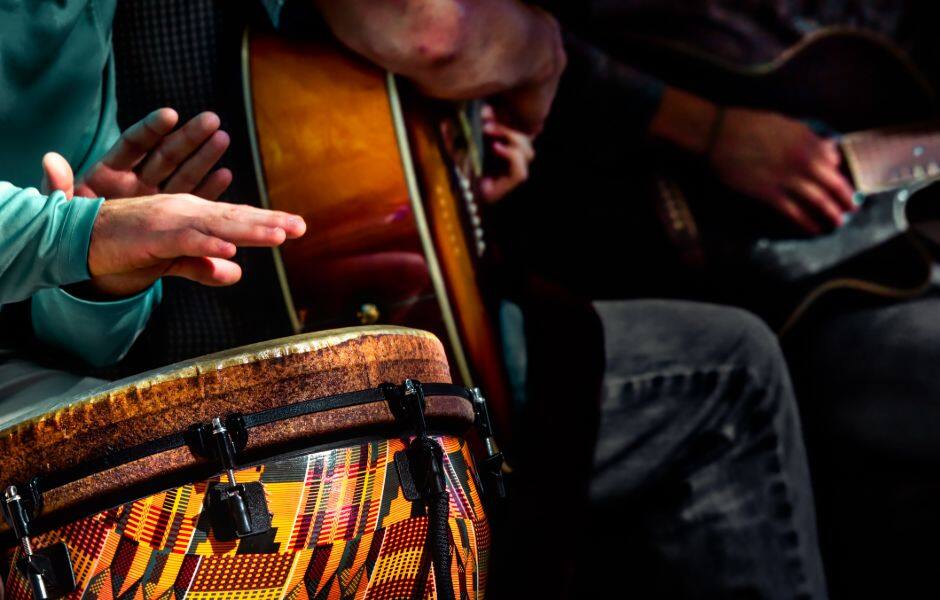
[0,327,489,599]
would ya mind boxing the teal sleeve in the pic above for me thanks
[259,0,286,27]
[31,280,163,367]
[0,182,102,304]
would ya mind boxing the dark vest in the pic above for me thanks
[109,0,293,376]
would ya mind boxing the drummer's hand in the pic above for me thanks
[81,194,306,297]
[42,108,233,201]
[38,109,297,298]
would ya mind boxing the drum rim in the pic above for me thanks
[0,380,475,539]
[0,325,438,438]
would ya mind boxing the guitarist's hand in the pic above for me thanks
[492,5,566,136]
[480,104,535,202]
[710,108,857,235]
[317,0,565,136]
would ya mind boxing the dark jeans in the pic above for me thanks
[786,290,940,599]
[585,300,826,598]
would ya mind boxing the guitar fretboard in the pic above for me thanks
[842,124,940,194]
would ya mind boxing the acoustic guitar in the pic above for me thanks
[626,28,940,331]
[240,31,513,441]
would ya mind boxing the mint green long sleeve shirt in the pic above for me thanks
[0,0,160,367]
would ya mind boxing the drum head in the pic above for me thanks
[0,326,472,523]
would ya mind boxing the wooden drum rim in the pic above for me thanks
[0,326,473,532]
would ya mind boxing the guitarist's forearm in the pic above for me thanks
[648,87,721,156]
[314,0,565,132]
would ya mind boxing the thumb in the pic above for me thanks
[41,152,75,200]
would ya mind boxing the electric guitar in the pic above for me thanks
[632,28,940,330]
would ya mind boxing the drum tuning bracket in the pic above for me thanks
[386,380,449,503]
[385,380,507,501]
[190,416,272,541]
[470,388,507,500]
[1,485,76,600]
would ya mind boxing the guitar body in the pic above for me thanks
[634,29,940,329]
[242,32,513,440]
[627,28,935,130]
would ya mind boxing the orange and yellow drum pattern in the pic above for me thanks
[4,436,489,600]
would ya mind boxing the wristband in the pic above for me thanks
[703,105,727,159]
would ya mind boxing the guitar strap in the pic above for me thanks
[652,171,706,270]
[105,0,294,378]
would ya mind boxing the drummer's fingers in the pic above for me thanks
[103,108,179,171]
[199,218,287,248]
[150,229,236,260]
[144,198,303,257]
[163,256,242,286]
[192,168,233,200]
[158,195,305,241]
[208,201,306,238]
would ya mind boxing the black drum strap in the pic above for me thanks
[10,382,475,523]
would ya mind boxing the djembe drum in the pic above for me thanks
[0,326,500,600]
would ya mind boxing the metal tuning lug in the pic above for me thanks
[471,388,507,499]
[402,379,429,435]
[404,381,448,497]
[2,486,75,600]
[205,417,271,541]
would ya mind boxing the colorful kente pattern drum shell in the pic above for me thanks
[4,435,488,599]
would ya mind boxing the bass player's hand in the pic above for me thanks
[649,87,857,235]
[710,108,857,234]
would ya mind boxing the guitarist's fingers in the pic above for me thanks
[822,139,842,166]
[484,121,535,161]
[769,193,822,235]
[786,178,843,228]
[810,161,856,212]
[481,138,532,203]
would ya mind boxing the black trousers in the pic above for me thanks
[786,287,940,599]
[495,297,826,599]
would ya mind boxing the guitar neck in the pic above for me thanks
[841,123,940,194]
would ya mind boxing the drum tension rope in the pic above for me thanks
[2,486,75,600]
[386,379,458,600]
